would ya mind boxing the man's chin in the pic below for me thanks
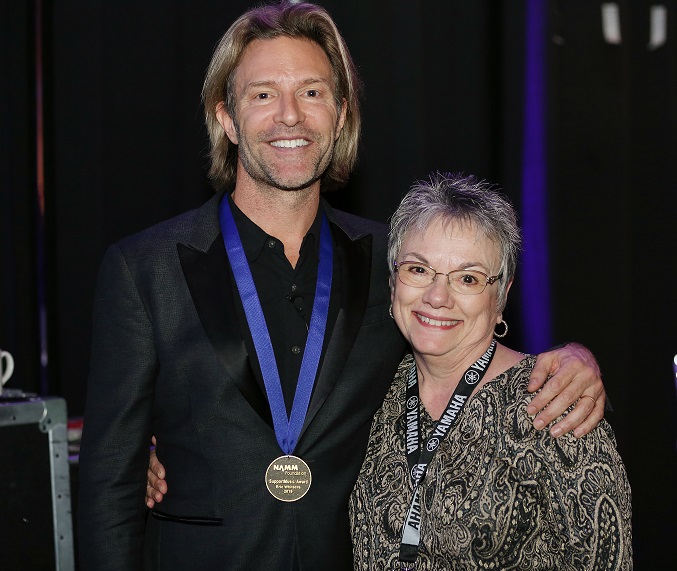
[261,173,323,192]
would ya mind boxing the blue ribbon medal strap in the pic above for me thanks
[219,197,333,502]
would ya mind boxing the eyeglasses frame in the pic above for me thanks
[393,261,503,295]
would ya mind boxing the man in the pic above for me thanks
[77,2,605,570]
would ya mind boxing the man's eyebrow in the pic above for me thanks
[241,80,275,91]
[242,77,332,91]
[297,77,333,87]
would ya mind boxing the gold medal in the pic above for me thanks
[265,455,312,502]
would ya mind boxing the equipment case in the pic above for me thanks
[0,396,75,570]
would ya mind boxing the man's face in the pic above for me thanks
[217,36,346,192]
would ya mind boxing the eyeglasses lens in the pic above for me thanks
[396,262,489,295]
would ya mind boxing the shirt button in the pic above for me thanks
[267,239,276,248]
[291,346,301,355]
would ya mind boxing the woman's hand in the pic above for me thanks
[527,343,606,438]
[146,436,168,508]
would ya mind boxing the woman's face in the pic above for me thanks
[391,217,506,364]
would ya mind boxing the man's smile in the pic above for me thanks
[270,138,310,148]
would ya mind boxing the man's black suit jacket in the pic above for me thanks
[77,191,407,570]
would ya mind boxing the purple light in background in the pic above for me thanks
[35,0,49,393]
[520,0,552,353]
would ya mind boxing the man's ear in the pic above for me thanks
[216,101,238,144]
[335,98,347,141]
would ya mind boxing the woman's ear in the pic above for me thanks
[497,278,513,316]
[504,278,514,297]
[502,278,514,306]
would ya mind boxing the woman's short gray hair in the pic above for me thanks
[387,172,522,311]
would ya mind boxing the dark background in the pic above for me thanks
[2,1,676,568]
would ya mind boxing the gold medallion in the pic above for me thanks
[265,455,312,502]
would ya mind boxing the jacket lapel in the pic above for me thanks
[177,192,272,425]
[300,215,374,438]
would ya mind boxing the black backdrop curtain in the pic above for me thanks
[548,1,677,564]
[2,1,676,568]
[1,1,41,395]
[44,0,529,413]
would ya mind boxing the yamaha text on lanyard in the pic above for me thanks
[219,197,333,502]
[398,340,496,566]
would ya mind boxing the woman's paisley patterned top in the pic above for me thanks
[350,354,632,570]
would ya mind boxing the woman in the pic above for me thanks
[349,173,632,570]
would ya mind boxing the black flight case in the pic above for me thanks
[0,395,75,570]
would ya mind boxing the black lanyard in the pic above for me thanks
[398,340,497,565]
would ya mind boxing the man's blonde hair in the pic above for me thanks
[202,1,362,190]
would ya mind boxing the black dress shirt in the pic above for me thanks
[228,194,340,416]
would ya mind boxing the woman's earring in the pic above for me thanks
[494,319,508,338]
[389,304,394,319]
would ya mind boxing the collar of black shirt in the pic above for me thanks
[226,192,322,263]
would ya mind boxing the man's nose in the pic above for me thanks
[274,92,304,126]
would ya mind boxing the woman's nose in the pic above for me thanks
[422,275,455,307]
